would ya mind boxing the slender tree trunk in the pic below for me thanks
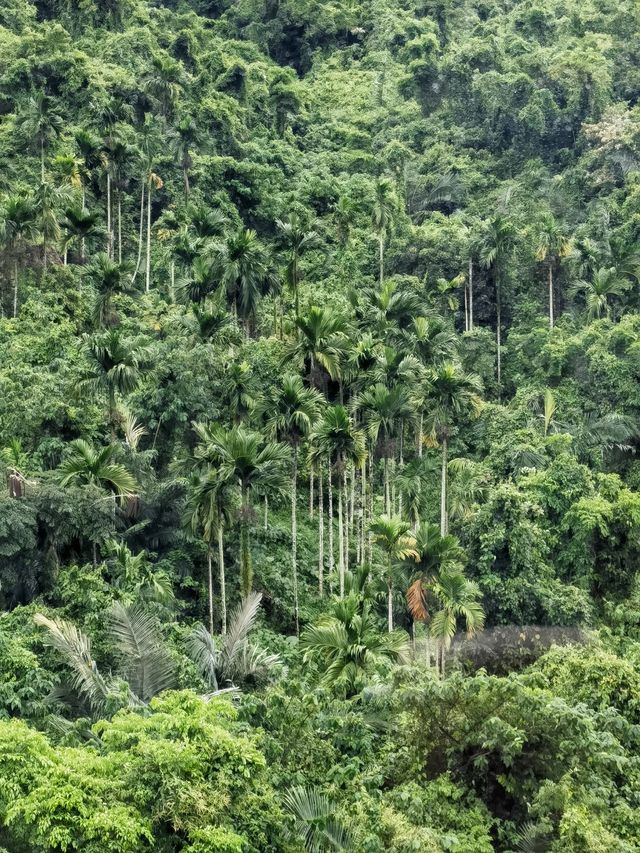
[328,466,334,592]
[63,245,68,266]
[183,166,190,200]
[387,558,393,633]
[418,412,423,457]
[360,459,366,565]
[118,188,122,264]
[145,175,152,293]
[464,275,469,332]
[368,452,374,565]
[207,547,214,635]
[343,464,349,577]
[92,541,98,567]
[41,140,45,183]
[292,445,300,636]
[170,260,175,303]
[131,180,145,284]
[240,485,252,595]
[468,256,473,331]
[349,463,356,531]
[548,262,554,328]
[218,526,227,634]
[106,173,112,258]
[384,455,390,514]
[440,435,448,536]
[13,259,18,318]
[309,465,314,519]
[318,464,324,595]
[264,495,268,530]
[496,272,501,394]
[338,459,345,597]
[379,235,384,288]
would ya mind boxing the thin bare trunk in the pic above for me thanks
[548,262,554,328]
[145,175,152,293]
[264,495,268,530]
[318,465,324,595]
[13,259,18,318]
[207,548,214,635]
[387,573,393,633]
[496,272,501,394]
[343,464,349,578]
[384,456,390,514]
[338,461,345,597]
[360,459,366,565]
[328,467,334,592]
[440,436,448,536]
[292,445,299,636]
[131,180,145,284]
[106,172,112,258]
[218,526,227,634]
[118,189,122,264]
[469,256,473,330]
[309,465,314,519]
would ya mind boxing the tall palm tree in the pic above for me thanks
[34,180,70,272]
[430,569,484,677]
[174,114,198,200]
[352,383,415,513]
[426,364,482,536]
[371,177,396,288]
[16,92,63,182]
[209,228,272,334]
[266,375,323,634]
[478,214,517,391]
[276,213,321,320]
[85,253,134,327]
[142,54,185,119]
[370,514,418,631]
[533,213,571,327]
[290,305,348,390]
[185,469,236,635]
[570,266,630,320]
[311,406,366,596]
[195,424,289,596]
[78,330,147,438]
[62,205,101,264]
[300,569,408,696]
[0,194,38,317]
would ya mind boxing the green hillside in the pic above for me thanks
[2,0,640,850]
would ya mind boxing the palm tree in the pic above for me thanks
[0,194,38,317]
[478,214,517,391]
[370,514,418,631]
[187,592,280,689]
[429,569,484,677]
[78,330,147,438]
[290,305,348,390]
[371,177,396,287]
[311,406,366,596]
[34,601,175,717]
[16,92,63,181]
[282,787,352,852]
[267,375,323,634]
[533,213,571,327]
[85,253,134,327]
[426,364,482,536]
[210,228,272,334]
[195,424,289,596]
[174,114,198,200]
[185,469,236,635]
[62,205,101,264]
[352,383,414,513]
[142,54,185,119]
[300,570,408,696]
[395,457,437,530]
[34,180,70,272]
[570,266,631,320]
[276,213,321,320]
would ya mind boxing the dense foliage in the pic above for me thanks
[2,0,640,849]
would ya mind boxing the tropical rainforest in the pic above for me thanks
[1,0,640,850]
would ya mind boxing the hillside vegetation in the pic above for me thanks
[2,0,640,850]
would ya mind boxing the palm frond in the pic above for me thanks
[108,602,175,702]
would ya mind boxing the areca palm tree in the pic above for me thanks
[62,205,101,264]
[426,364,482,536]
[533,213,571,327]
[266,375,323,634]
[370,514,418,631]
[209,228,273,334]
[289,305,348,390]
[311,405,366,596]
[276,213,321,320]
[34,180,70,272]
[430,570,484,676]
[185,469,236,634]
[86,253,134,327]
[78,330,147,438]
[195,424,289,596]
[478,214,517,391]
[174,114,199,200]
[352,383,415,513]
[371,177,396,287]
[300,571,408,696]
[16,92,63,181]
[570,266,630,320]
[0,194,38,317]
